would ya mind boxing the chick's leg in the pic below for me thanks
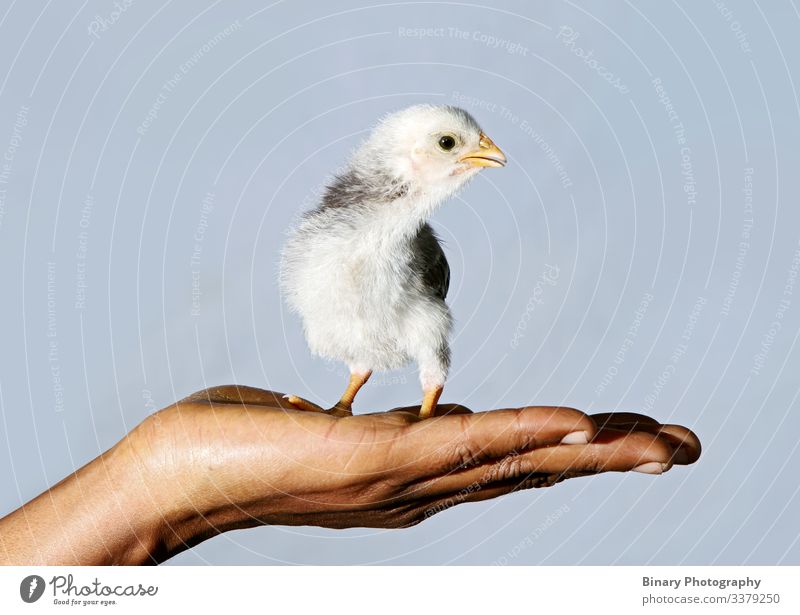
[419,385,444,419]
[285,370,371,416]
[417,341,449,419]
[330,369,372,416]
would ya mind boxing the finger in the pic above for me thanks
[579,429,674,472]
[415,468,600,524]
[414,428,674,497]
[602,424,701,465]
[179,385,287,407]
[401,406,597,478]
[591,413,701,465]
[656,424,702,465]
[416,474,564,522]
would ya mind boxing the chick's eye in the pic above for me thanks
[438,135,457,151]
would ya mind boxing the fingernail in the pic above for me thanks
[560,431,589,445]
[632,461,668,475]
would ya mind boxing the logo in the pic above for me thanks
[20,575,45,603]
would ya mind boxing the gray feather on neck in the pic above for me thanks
[321,168,409,210]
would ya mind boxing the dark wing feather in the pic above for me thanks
[412,224,450,301]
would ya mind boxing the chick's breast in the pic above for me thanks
[280,211,418,370]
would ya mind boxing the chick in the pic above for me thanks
[280,105,506,418]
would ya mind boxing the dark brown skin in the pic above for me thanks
[0,385,700,565]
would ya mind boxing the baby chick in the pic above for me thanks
[280,105,506,418]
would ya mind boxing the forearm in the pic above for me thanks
[0,436,195,565]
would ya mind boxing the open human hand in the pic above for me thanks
[135,386,701,543]
[0,384,700,565]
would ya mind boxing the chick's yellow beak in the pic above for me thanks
[459,132,507,168]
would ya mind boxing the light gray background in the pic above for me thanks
[1,0,798,565]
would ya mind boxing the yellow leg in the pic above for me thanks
[337,370,372,408]
[419,385,443,419]
[285,370,372,416]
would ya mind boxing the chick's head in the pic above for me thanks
[355,104,506,197]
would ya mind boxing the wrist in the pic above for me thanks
[116,413,218,563]
[122,408,272,560]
